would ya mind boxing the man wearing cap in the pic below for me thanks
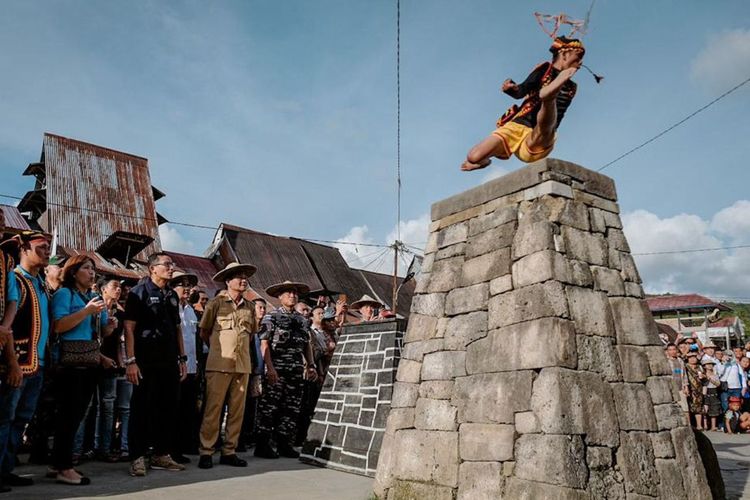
[124,252,187,477]
[0,231,52,490]
[350,294,383,323]
[255,281,318,459]
[197,262,257,469]
[170,271,200,462]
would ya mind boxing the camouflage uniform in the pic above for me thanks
[255,307,309,446]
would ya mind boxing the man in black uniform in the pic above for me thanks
[124,252,187,476]
[255,281,317,459]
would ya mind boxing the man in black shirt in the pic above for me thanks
[461,36,585,171]
[124,253,187,477]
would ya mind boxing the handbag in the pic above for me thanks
[59,291,102,368]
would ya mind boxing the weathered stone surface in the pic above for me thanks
[588,469,626,500]
[421,252,435,273]
[624,281,644,298]
[410,293,446,318]
[589,207,607,233]
[608,228,630,252]
[414,398,457,431]
[396,359,422,384]
[586,446,613,469]
[612,384,657,431]
[514,411,539,434]
[401,338,444,362]
[403,313,438,343]
[645,346,673,376]
[413,272,430,293]
[646,376,679,405]
[489,274,512,295]
[609,297,660,346]
[512,220,555,259]
[655,459,687,500]
[436,223,468,249]
[457,462,504,500]
[523,180,573,200]
[576,335,622,381]
[651,431,675,458]
[443,311,488,350]
[419,381,455,400]
[616,346,650,383]
[617,431,658,496]
[422,351,466,381]
[469,205,518,236]
[459,423,515,461]
[386,408,415,432]
[569,259,594,287]
[467,318,577,374]
[445,283,488,316]
[512,249,571,287]
[391,382,419,408]
[566,286,615,336]
[387,481,454,500]
[574,188,620,213]
[671,426,712,500]
[489,281,568,329]
[465,222,514,259]
[392,430,458,487]
[608,244,622,271]
[514,434,588,489]
[562,226,608,266]
[504,478,588,500]
[427,256,464,293]
[453,372,533,424]
[591,265,626,296]
[654,403,686,430]
[620,253,641,283]
[531,368,619,446]
[460,248,511,286]
[435,242,466,261]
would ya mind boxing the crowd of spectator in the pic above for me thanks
[0,219,393,491]
[665,335,750,434]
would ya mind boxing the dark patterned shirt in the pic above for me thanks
[260,307,309,373]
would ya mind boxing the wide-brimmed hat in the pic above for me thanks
[265,280,310,298]
[700,358,716,366]
[170,271,198,288]
[350,294,383,310]
[212,262,257,283]
[703,341,717,349]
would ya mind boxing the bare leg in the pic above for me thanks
[526,94,558,153]
[461,135,507,171]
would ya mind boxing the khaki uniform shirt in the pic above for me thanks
[200,292,255,374]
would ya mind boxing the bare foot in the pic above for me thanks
[460,157,491,171]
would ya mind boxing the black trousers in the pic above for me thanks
[52,367,98,470]
[128,363,179,460]
[173,374,200,455]
[296,380,322,445]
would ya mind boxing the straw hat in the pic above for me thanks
[350,294,383,310]
[212,262,257,283]
[170,271,198,288]
[265,280,310,298]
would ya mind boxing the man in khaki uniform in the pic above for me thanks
[197,262,257,469]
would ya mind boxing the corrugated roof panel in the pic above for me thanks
[165,251,222,298]
[0,205,31,231]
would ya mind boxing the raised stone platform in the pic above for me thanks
[374,159,712,499]
[301,319,405,477]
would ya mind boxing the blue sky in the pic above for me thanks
[1,1,749,297]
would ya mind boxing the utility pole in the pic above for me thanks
[391,241,399,314]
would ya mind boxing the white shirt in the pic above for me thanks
[720,361,747,390]
[179,303,199,374]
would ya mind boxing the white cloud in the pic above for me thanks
[690,29,750,92]
[159,225,196,255]
[622,203,750,300]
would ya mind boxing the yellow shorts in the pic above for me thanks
[491,121,555,163]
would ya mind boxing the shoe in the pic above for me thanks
[253,441,279,459]
[198,455,213,469]
[276,442,300,459]
[129,456,147,477]
[56,473,91,486]
[149,455,186,471]
[2,474,33,486]
[172,454,191,464]
[219,454,247,467]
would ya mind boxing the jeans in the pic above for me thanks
[721,388,742,412]
[95,375,117,454]
[115,378,133,452]
[72,395,95,456]
[0,370,45,475]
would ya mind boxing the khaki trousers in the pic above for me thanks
[199,371,250,456]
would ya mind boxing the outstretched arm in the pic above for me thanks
[503,62,550,99]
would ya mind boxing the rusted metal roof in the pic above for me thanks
[165,251,222,298]
[27,133,164,259]
[0,205,31,232]
[646,294,732,313]
[59,246,144,281]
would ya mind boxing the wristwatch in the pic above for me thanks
[124,357,136,366]
[178,355,188,363]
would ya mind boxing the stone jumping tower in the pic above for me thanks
[373,159,711,499]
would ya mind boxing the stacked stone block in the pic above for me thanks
[301,319,405,476]
[374,159,711,499]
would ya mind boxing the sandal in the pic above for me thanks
[56,473,91,486]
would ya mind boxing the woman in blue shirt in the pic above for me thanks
[50,255,112,486]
